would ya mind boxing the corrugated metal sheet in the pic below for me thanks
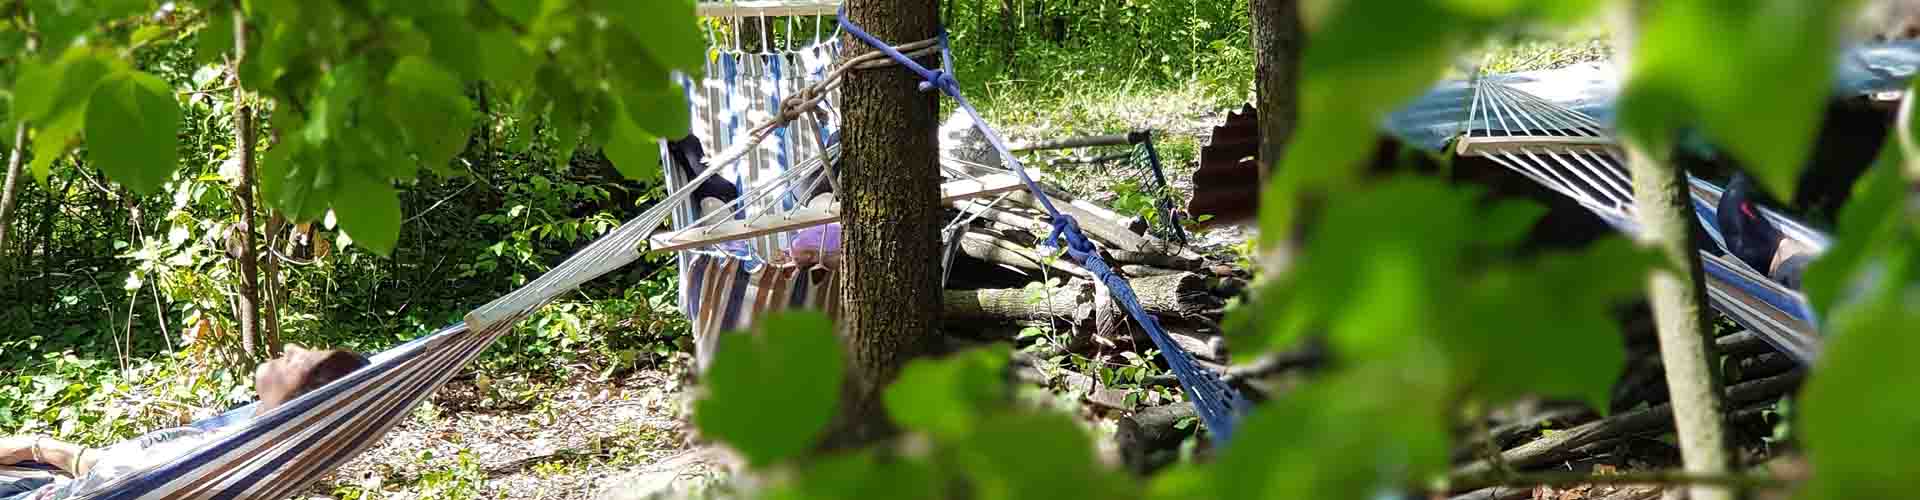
[1187,104,1260,228]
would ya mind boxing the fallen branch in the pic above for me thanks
[1453,406,1597,462]
[1453,371,1803,477]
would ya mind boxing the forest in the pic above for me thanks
[0,0,1916,499]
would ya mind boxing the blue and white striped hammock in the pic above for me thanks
[3,321,496,499]
[1457,78,1826,363]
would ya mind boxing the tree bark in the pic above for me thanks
[231,6,266,358]
[1250,0,1301,182]
[830,0,944,447]
[0,122,27,265]
[1615,5,1732,500]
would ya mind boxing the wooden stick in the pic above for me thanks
[1454,135,1617,157]
[650,173,1025,252]
[696,0,842,17]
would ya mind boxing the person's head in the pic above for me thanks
[254,345,370,412]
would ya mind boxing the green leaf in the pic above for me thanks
[385,56,476,174]
[475,29,534,90]
[883,345,1011,440]
[1619,0,1865,200]
[29,0,99,51]
[542,70,582,167]
[1201,368,1451,500]
[1261,0,1467,243]
[374,0,467,17]
[330,167,401,255]
[765,452,940,500]
[16,50,113,125]
[1475,198,1548,249]
[621,82,690,140]
[1802,146,1908,316]
[85,70,182,195]
[694,311,843,467]
[28,115,81,185]
[129,25,172,46]
[954,411,1134,500]
[487,0,539,25]
[603,111,661,183]
[195,11,234,68]
[608,0,703,73]
[1797,216,1918,499]
[259,139,338,222]
[1456,238,1652,411]
[420,16,486,82]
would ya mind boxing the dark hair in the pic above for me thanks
[291,350,371,397]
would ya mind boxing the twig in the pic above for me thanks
[402,180,480,224]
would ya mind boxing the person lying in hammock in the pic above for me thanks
[1717,172,1816,289]
[0,345,369,500]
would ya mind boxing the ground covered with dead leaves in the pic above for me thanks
[312,364,703,500]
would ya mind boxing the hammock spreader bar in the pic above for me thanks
[836,9,1249,443]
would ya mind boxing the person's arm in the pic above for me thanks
[0,435,99,475]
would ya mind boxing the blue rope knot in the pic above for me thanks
[918,70,958,94]
[1046,214,1097,256]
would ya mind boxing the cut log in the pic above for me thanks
[1715,330,1774,357]
[954,200,1205,270]
[1127,272,1225,317]
[958,230,1089,278]
[942,272,1223,325]
[1114,403,1198,474]
[1155,325,1225,363]
[1106,248,1204,270]
[944,283,1091,325]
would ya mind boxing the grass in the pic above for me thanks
[1473,24,1615,75]
[965,70,1248,214]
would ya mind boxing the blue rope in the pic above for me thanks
[837,9,1248,442]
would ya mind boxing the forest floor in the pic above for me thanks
[314,364,704,499]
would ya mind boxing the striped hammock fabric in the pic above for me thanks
[669,38,846,261]
[1460,78,1827,363]
[0,321,510,500]
[684,250,843,373]
[662,37,849,376]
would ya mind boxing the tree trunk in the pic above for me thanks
[231,6,266,359]
[0,122,27,266]
[831,0,944,447]
[1250,0,1301,182]
[1614,6,1732,500]
[1249,0,1304,273]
